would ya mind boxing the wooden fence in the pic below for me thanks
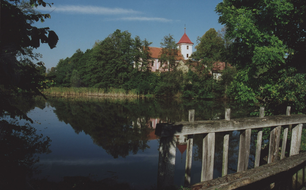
[156,106,306,189]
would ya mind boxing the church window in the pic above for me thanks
[187,45,189,50]
[187,54,189,58]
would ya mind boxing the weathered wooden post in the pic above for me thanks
[290,123,303,156]
[189,109,195,122]
[286,106,291,116]
[237,128,251,172]
[281,106,290,159]
[287,106,292,132]
[255,107,264,167]
[225,108,231,121]
[268,125,281,163]
[184,135,193,187]
[201,132,215,181]
[222,108,230,176]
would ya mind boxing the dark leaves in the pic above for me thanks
[47,30,59,49]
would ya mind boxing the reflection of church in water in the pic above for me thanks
[146,118,188,155]
[132,117,188,155]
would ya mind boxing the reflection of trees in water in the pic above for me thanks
[47,98,154,158]
[0,120,51,190]
[1,96,46,121]
[47,97,255,159]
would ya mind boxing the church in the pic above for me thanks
[146,29,229,80]
[147,28,194,72]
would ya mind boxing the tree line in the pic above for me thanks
[47,28,235,99]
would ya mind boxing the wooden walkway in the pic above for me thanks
[156,106,306,189]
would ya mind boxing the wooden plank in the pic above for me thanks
[237,129,251,172]
[184,136,193,186]
[286,106,291,116]
[290,124,303,156]
[255,129,262,167]
[171,114,306,136]
[281,126,288,159]
[222,133,229,176]
[225,108,231,121]
[268,126,281,163]
[201,132,215,181]
[191,152,306,190]
[259,107,265,118]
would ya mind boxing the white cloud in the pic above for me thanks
[36,5,141,15]
[36,5,173,22]
[115,17,172,22]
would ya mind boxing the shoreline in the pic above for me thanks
[42,87,150,98]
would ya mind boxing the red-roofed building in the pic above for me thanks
[147,47,184,72]
[146,28,193,72]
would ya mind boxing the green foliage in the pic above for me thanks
[216,0,306,113]
[182,70,214,99]
[53,30,156,95]
[70,69,81,87]
[186,28,233,99]
[159,34,179,72]
[53,49,88,87]
[0,0,58,118]
[155,71,184,97]
[192,28,226,67]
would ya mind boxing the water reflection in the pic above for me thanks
[0,120,51,190]
[1,96,256,189]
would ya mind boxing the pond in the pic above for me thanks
[1,96,257,190]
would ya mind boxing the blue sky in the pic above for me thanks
[34,0,224,69]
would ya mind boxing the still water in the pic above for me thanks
[2,97,256,189]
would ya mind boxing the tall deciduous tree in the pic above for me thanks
[216,0,306,112]
[0,0,58,119]
[191,28,226,73]
[159,34,179,72]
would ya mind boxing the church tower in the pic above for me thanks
[177,28,193,60]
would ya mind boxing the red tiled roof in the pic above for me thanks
[147,47,184,60]
[177,33,193,44]
[148,47,162,59]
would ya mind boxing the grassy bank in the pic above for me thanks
[42,87,149,98]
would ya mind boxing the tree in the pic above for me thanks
[70,69,81,87]
[191,28,226,73]
[82,29,153,91]
[0,0,58,119]
[216,0,306,113]
[132,36,152,72]
[53,49,87,87]
[159,34,179,72]
[82,30,134,89]
[184,28,229,99]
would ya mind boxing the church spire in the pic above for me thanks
[177,26,193,60]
